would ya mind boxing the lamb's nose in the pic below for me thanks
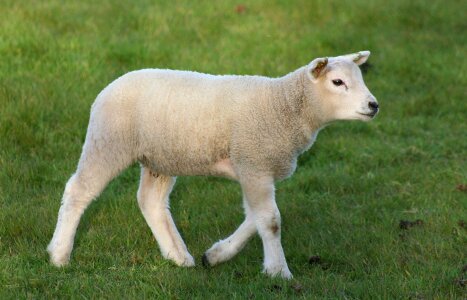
[368,101,379,110]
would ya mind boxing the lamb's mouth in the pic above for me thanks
[358,112,377,118]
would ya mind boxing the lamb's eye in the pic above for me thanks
[332,79,344,86]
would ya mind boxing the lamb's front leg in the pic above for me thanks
[137,168,194,267]
[240,176,292,279]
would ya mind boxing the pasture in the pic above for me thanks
[0,0,465,298]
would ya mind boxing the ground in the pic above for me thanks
[0,0,466,298]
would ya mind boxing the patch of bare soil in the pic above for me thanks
[399,219,424,230]
[456,184,467,192]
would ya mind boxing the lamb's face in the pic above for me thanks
[307,51,378,122]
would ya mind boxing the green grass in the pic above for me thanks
[1,0,466,298]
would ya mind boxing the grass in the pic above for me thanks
[0,0,466,298]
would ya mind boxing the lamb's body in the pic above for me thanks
[48,51,378,279]
[87,69,316,180]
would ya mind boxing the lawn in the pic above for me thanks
[0,0,466,298]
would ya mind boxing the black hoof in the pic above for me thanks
[201,253,210,268]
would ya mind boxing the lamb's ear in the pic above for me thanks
[345,50,370,66]
[307,57,328,82]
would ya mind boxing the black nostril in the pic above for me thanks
[369,101,379,110]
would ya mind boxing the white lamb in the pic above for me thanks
[48,51,378,279]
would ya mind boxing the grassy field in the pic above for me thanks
[1,0,466,298]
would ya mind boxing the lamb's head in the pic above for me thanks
[306,51,378,122]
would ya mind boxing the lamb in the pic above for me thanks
[47,51,379,279]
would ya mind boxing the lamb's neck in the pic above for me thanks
[271,67,326,141]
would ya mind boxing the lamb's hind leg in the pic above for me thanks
[137,167,194,267]
[47,150,129,266]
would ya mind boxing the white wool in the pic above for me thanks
[48,51,377,279]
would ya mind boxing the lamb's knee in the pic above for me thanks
[257,211,281,237]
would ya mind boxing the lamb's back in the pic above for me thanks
[93,69,271,176]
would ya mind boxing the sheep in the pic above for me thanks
[47,51,379,279]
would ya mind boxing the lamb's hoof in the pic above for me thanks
[263,266,293,280]
[47,245,70,267]
[201,253,211,268]
[180,254,196,267]
[48,252,70,267]
[165,252,195,267]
